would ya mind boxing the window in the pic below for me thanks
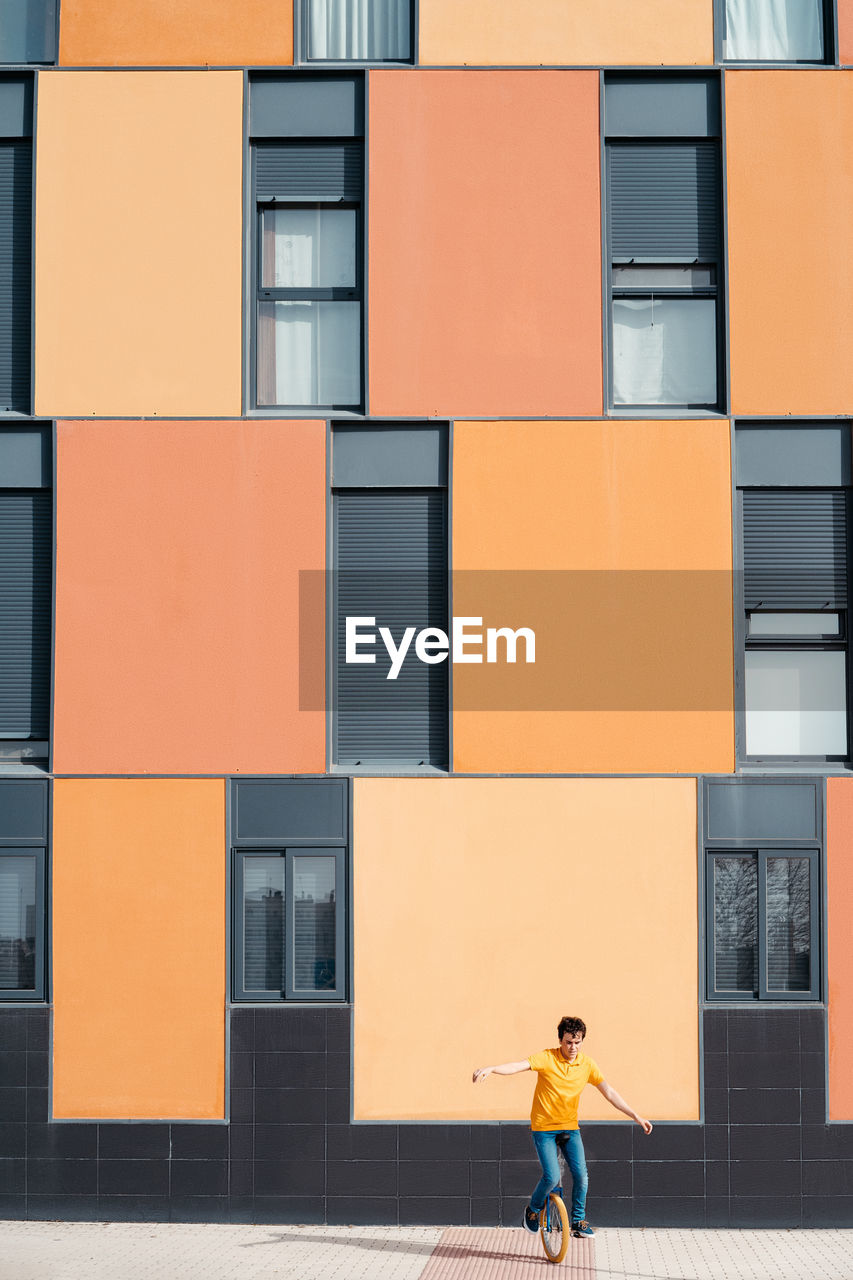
[0,781,47,1002]
[0,1,57,64]
[0,427,51,763]
[230,779,348,1003]
[718,0,830,62]
[706,849,819,1000]
[249,76,364,411]
[332,424,449,769]
[736,424,850,762]
[604,76,723,411]
[0,76,33,411]
[303,0,413,62]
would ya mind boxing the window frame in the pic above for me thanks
[714,0,836,65]
[0,845,46,1002]
[705,847,821,1002]
[297,0,416,65]
[232,845,346,1003]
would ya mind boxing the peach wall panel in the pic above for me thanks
[419,0,712,66]
[726,71,853,415]
[59,0,293,67]
[53,779,225,1119]
[827,779,853,1120]
[368,71,602,418]
[353,777,700,1122]
[35,72,242,417]
[452,419,735,774]
[53,420,325,775]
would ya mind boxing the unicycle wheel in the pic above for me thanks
[539,1191,569,1263]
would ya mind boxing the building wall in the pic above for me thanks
[827,779,853,1121]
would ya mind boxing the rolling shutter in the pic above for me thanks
[743,490,848,610]
[0,141,31,412]
[608,141,720,260]
[255,142,363,202]
[334,490,448,767]
[0,491,50,738]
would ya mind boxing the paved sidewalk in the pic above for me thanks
[2,1221,853,1280]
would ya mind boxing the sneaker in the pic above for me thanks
[572,1220,595,1238]
[522,1205,540,1233]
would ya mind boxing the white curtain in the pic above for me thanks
[745,650,848,755]
[269,301,360,406]
[725,0,824,60]
[612,298,717,406]
[267,209,356,289]
[308,0,410,60]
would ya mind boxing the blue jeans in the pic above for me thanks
[530,1129,588,1223]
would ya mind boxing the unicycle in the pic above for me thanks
[539,1186,569,1264]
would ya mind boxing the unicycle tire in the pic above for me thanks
[539,1191,569,1263]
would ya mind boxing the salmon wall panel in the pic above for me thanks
[368,71,602,418]
[53,420,326,775]
[840,0,853,64]
[452,420,735,774]
[726,72,853,415]
[59,0,292,66]
[35,72,242,417]
[419,0,712,66]
[53,779,225,1119]
[827,779,853,1120]
[353,777,699,1122]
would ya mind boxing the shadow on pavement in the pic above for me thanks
[239,1231,557,1265]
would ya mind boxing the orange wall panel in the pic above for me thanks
[353,777,700,1122]
[840,0,853,63]
[53,420,326,775]
[59,0,293,66]
[35,72,242,417]
[419,0,712,66]
[726,71,853,415]
[368,71,602,418]
[53,779,225,1119]
[452,419,735,774]
[827,779,853,1120]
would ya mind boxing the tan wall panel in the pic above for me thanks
[419,0,712,66]
[35,72,242,416]
[353,778,700,1122]
[369,71,602,417]
[726,71,853,415]
[53,779,225,1119]
[59,0,293,66]
[452,420,735,774]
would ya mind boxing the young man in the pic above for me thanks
[473,1015,652,1238]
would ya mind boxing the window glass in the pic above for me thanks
[612,297,717,406]
[306,0,411,61]
[262,209,357,289]
[713,856,757,994]
[0,854,36,992]
[292,855,337,993]
[257,300,361,406]
[745,649,848,755]
[0,0,56,64]
[611,265,716,288]
[766,856,811,992]
[724,0,824,61]
[748,612,841,638]
[242,855,285,993]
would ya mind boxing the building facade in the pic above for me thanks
[2,0,853,1229]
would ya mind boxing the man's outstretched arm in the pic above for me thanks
[472,1061,531,1083]
[596,1080,653,1134]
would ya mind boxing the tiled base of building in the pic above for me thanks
[1,1007,852,1226]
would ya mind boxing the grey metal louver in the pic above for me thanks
[255,142,362,202]
[0,491,50,737]
[743,490,848,610]
[0,142,32,412]
[334,490,448,767]
[608,141,720,261]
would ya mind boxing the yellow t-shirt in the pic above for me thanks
[527,1049,604,1131]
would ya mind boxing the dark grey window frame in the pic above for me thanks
[232,845,346,1003]
[0,844,45,1001]
[705,846,821,1002]
[296,0,416,65]
[714,0,837,65]
[736,486,852,767]
[0,0,58,66]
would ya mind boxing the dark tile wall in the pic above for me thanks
[2,1004,852,1226]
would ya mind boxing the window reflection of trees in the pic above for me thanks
[714,857,757,993]
[767,858,810,992]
